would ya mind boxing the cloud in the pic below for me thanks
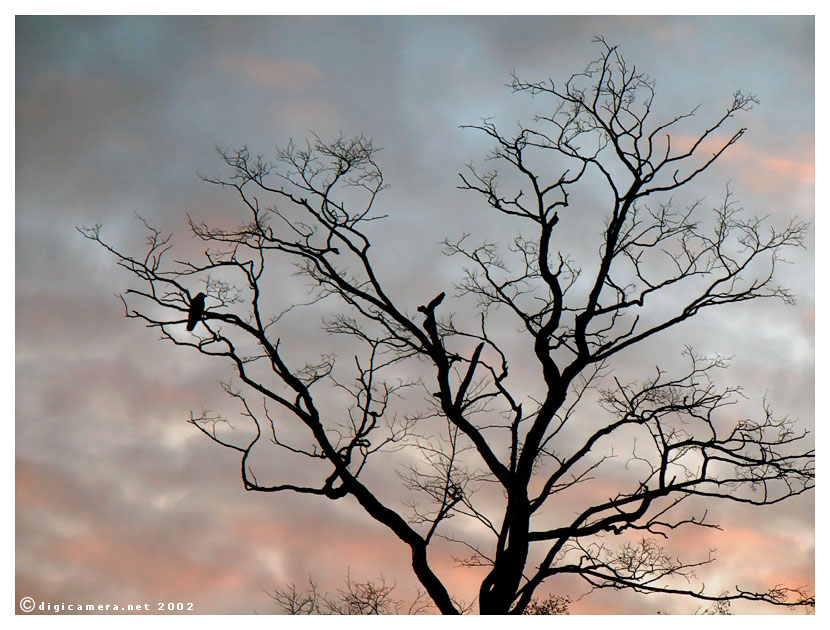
[216,55,322,90]
[668,132,813,186]
[16,16,813,616]
[754,148,815,187]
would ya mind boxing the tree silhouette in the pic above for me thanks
[80,38,813,614]
[268,574,434,615]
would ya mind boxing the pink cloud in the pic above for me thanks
[649,22,700,45]
[16,458,262,613]
[757,151,814,186]
[659,132,814,194]
[51,532,246,595]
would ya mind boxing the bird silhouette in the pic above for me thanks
[186,292,206,331]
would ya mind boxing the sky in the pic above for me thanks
[15,15,815,616]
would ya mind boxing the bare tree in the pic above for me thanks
[268,574,433,614]
[81,38,813,614]
[522,594,571,615]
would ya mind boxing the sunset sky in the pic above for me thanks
[15,15,814,615]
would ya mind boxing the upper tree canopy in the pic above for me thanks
[82,38,813,614]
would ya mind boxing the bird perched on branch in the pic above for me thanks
[186,292,206,331]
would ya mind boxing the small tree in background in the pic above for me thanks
[268,574,433,615]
